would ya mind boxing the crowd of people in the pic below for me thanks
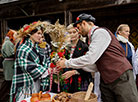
[0,13,138,102]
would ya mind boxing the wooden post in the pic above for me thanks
[64,10,67,26]
[69,11,72,24]
[64,10,72,26]
[64,11,72,26]
[1,19,8,43]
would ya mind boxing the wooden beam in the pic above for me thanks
[18,7,29,17]
[69,11,72,24]
[1,19,8,41]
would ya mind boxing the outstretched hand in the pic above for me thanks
[56,58,67,69]
[62,70,76,79]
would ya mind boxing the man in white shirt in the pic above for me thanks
[56,13,138,102]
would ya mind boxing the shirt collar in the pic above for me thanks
[87,25,98,45]
[90,25,99,36]
[116,34,128,43]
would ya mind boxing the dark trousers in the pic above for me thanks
[100,70,138,102]
[0,80,12,102]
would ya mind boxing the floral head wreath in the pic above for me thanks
[18,21,45,38]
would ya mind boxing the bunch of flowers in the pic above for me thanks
[43,20,70,69]
[44,20,70,51]
[42,20,71,92]
[50,49,67,90]
[50,49,65,68]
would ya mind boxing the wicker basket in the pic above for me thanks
[69,91,97,102]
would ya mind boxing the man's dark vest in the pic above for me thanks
[94,28,132,83]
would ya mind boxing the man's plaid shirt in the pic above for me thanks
[10,38,50,102]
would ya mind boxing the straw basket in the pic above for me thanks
[69,91,97,102]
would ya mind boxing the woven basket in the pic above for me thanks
[69,91,97,102]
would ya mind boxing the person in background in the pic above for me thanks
[10,21,51,102]
[116,24,137,79]
[0,45,4,69]
[56,13,138,102]
[0,29,17,102]
[60,24,93,93]
[135,48,138,89]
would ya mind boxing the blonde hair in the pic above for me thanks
[67,23,86,42]
[67,23,79,32]
[116,24,129,34]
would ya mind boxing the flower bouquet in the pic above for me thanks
[43,20,70,92]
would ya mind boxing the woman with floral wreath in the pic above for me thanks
[10,21,51,102]
[60,24,93,93]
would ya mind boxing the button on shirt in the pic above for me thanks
[65,26,111,72]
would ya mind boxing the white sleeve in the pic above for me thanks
[134,49,138,75]
[128,41,137,79]
[65,28,111,72]
[81,64,98,72]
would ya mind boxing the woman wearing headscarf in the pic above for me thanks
[10,21,51,102]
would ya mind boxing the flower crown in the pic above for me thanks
[18,21,45,38]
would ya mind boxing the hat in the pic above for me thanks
[73,13,96,27]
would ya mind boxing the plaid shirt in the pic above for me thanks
[10,38,50,102]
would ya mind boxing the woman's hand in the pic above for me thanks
[48,67,59,74]
[62,70,79,79]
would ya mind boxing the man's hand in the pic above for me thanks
[56,58,67,69]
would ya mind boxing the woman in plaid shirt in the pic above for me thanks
[10,21,51,102]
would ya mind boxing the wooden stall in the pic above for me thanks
[0,0,138,48]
